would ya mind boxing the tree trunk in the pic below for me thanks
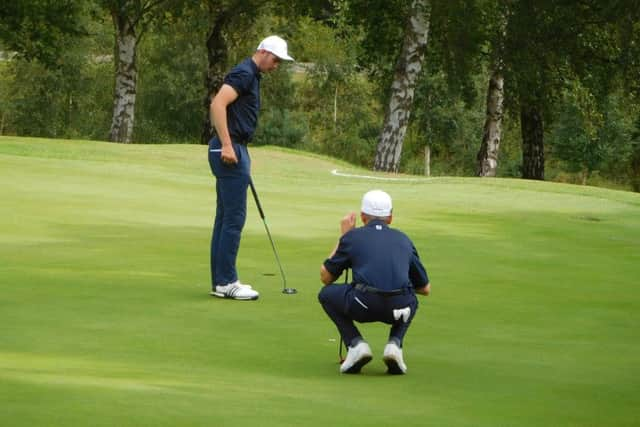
[334,86,338,129]
[476,70,504,177]
[109,9,138,143]
[424,144,431,176]
[373,0,431,172]
[520,104,545,180]
[630,141,640,192]
[581,168,589,185]
[201,11,229,145]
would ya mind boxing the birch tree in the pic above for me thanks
[103,0,168,143]
[476,69,504,176]
[476,1,507,177]
[373,0,430,172]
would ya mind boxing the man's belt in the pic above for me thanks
[354,283,411,296]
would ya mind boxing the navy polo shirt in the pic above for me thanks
[223,58,261,143]
[324,219,429,291]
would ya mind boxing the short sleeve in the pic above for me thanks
[224,67,253,95]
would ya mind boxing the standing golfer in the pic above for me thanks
[318,190,431,374]
[208,36,294,300]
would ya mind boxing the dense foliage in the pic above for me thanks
[1,0,639,190]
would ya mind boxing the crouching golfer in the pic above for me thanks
[318,190,431,374]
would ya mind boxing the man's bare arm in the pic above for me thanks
[319,212,357,286]
[210,84,239,164]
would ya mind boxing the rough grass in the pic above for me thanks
[1,136,639,426]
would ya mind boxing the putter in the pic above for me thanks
[249,178,297,294]
[338,268,350,363]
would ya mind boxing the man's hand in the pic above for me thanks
[221,144,238,164]
[340,212,356,235]
[415,283,431,296]
[320,212,357,285]
[320,264,335,285]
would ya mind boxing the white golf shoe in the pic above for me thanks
[340,341,373,374]
[383,342,407,374]
[211,281,259,300]
[232,280,253,289]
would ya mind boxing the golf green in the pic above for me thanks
[1,136,639,426]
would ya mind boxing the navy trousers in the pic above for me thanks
[208,137,251,286]
[318,284,419,348]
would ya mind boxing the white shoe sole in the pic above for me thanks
[383,355,406,375]
[340,348,373,374]
[210,291,259,301]
[341,354,372,374]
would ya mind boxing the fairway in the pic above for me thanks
[1,136,639,426]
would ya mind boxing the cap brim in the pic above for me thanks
[276,54,294,61]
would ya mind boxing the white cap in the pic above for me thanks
[361,190,393,217]
[257,35,294,61]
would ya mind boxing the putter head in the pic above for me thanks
[282,287,297,294]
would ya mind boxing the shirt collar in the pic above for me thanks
[246,57,261,80]
[365,219,388,229]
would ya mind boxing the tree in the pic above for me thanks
[476,68,504,176]
[501,1,560,180]
[501,0,640,181]
[408,67,485,176]
[476,0,507,177]
[135,9,207,142]
[292,15,378,165]
[373,0,431,172]
[549,86,633,185]
[573,0,640,189]
[0,0,87,67]
[0,8,112,139]
[631,117,640,192]
[101,0,170,143]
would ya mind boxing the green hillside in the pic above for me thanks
[1,136,639,426]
